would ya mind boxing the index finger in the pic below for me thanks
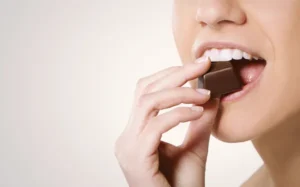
[146,57,211,93]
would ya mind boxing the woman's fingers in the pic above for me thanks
[181,98,220,160]
[126,57,210,134]
[139,106,205,157]
[129,87,211,132]
[115,58,217,186]
[137,87,210,112]
[134,66,181,101]
[145,57,210,94]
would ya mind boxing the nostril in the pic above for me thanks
[195,4,246,28]
[196,8,228,26]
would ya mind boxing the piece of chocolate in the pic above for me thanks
[198,61,242,98]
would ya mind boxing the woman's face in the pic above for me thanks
[172,1,300,142]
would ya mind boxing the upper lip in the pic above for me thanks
[193,41,263,60]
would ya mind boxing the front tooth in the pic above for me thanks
[243,52,252,60]
[209,48,220,61]
[204,50,210,57]
[232,49,243,60]
[219,49,233,61]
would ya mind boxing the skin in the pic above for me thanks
[115,0,300,186]
[115,58,219,187]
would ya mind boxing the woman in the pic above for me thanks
[115,1,300,186]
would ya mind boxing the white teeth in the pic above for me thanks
[232,49,243,60]
[210,48,220,61]
[220,49,233,61]
[204,50,210,57]
[201,48,260,62]
[243,52,252,60]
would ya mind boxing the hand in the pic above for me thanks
[115,57,220,187]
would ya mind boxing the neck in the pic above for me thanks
[252,115,300,187]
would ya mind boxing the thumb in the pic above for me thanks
[180,98,220,160]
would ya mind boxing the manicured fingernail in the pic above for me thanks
[191,106,204,112]
[197,88,211,96]
[195,56,209,63]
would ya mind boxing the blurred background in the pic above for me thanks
[0,1,262,186]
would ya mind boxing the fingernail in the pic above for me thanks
[195,56,209,63]
[197,88,211,96]
[191,106,204,112]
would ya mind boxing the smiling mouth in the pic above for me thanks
[200,48,267,102]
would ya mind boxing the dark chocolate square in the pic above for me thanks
[198,61,242,98]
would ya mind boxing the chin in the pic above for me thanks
[211,107,263,143]
[211,91,300,143]
[210,72,281,143]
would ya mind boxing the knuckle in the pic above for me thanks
[143,130,161,146]
[180,88,200,101]
[135,78,148,96]
[170,65,182,73]
[173,107,190,120]
[168,66,180,71]
[175,90,188,102]
[167,66,181,75]
[146,117,159,128]
[144,82,155,94]
[175,107,189,114]
[136,77,146,88]
[135,78,156,100]
[174,66,182,70]
[181,65,190,82]
[136,94,153,109]
[173,107,186,117]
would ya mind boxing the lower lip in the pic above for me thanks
[220,68,265,103]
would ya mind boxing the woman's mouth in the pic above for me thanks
[221,58,266,102]
[198,47,266,103]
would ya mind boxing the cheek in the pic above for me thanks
[172,3,197,64]
[212,5,300,143]
[213,51,300,143]
[263,1,300,122]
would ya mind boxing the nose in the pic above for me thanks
[196,0,246,29]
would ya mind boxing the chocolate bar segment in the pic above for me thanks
[198,61,242,98]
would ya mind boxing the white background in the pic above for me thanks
[0,1,262,186]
